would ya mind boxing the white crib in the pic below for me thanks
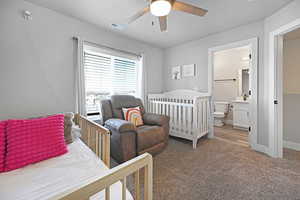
[147,90,212,149]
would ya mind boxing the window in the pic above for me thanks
[83,46,140,116]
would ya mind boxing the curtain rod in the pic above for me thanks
[214,78,237,82]
[73,36,142,58]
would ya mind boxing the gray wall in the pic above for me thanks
[163,21,267,145]
[0,0,163,120]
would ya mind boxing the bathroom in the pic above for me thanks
[213,46,251,146]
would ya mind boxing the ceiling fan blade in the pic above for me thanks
[127,6,150,24]
[173,1,207,16]
[159,16,167,32]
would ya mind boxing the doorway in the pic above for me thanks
[208,38,258,149]
[270,20,300,159]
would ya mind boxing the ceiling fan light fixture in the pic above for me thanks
[150,0,171,17]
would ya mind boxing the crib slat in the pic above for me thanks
[203,100,206,133]
[162,100,165,115]
[167,101,170,116]
[178,104,181,131]
[134,170,140,200]
[201,100,204,134]
[203,100,205,133]
[144,164,153,200]
[150,99,154,113]
[206,100,209,132]
[204,100,206,133]
[205,100,208,132]
[105,133,110,168]
[122,177,126,200]
[158,98,161,114]
[187,106,192,135]
[165,101,168,116]
[193,100,198,131]
[170,103,173,127]
[102,134,106,166]
[183,105,187,135]
[152,101,154,113]
[175,104,178,130]
[95,130,99,156]
[105,187,110,200]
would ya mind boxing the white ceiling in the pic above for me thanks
[25,0,292,48]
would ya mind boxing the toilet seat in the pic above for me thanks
[213,112,225,118]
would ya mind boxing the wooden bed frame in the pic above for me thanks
[55,114,153,200]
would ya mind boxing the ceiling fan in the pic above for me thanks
[126,0,208,32]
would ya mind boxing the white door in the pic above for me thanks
[248,40,258,147]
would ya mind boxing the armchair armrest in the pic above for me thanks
[143,113,170,126]
[105,118,136,133]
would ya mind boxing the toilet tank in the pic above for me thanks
[214,102,229,113]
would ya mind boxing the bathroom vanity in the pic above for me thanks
[232,100,250,130]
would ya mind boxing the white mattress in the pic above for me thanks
[0,139,133,200]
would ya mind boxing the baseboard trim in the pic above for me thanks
[251,143,271,156]
[283,140,300,151]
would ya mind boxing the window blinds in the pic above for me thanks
[84,50,139,114]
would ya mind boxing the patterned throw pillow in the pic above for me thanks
[64,112,75,144]
[4,114,67,172]
[30,112,79,144]
[122,106,144,127]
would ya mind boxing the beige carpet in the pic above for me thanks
[115,136,300,200]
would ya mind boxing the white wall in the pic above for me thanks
[0,0,163,120]
[163,21,266,145]
[283,38,300,144]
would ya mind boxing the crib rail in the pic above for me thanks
[148,92,211,149]
[74,114,111,167]
[58,153,153,200]
[64,114,153,200]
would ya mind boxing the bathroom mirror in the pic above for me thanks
[238,68,249,97]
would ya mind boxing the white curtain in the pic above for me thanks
[137,54,147,106]
[74,37,87,116]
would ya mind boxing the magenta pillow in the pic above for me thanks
[0,121,7,172]
[4,114,67,172]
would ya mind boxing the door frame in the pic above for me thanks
[208,38,258,148]
[269,18,300,158]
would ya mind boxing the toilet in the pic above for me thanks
[214,101,229,127]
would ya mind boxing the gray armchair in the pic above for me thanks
[101,95,169,163]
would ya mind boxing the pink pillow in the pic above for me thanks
[0,121,7,172]
[4,114,67,172]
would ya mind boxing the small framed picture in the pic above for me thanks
[172,66,181,80]
[182,64,196,77]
